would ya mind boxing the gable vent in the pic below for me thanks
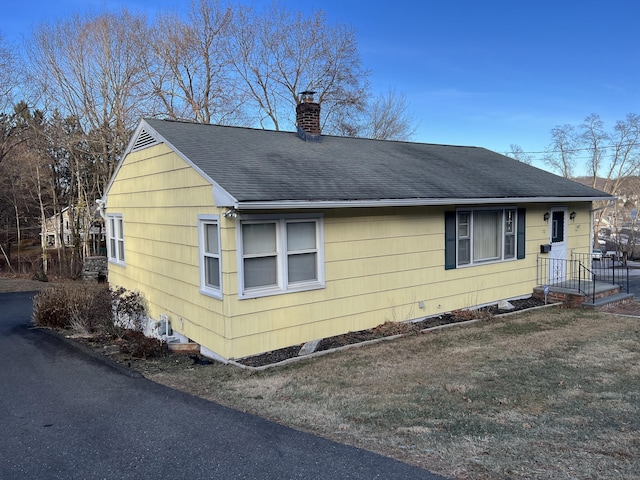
[131,128,159,151]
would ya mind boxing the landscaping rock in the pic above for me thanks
[299,339,322,356]
[498,300,515,310]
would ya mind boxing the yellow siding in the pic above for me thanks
[107,143,594,360]
[219,204,585,359]
[107,144,232,358]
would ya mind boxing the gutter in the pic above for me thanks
[229,195,616,211]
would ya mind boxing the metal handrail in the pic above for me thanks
[570,252,629,294]
[537,253,629,303]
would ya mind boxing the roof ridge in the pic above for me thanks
[143,117,475,149]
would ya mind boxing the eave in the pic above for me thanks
[226,195,616,211]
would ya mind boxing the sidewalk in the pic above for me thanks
[598,300,640,317]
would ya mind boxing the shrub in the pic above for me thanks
[33,284,112,331]
[119,330,167,358]
[451,308,493,321]
[111,287,149,333]
[32,284,147,337]
[371,320,420,336]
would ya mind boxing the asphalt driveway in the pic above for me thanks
[0,292,447,480]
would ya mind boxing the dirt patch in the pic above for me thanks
[237,297,546,367]
[0,274,67,293]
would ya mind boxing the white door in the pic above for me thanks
[548,207,568,284]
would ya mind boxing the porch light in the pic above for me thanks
[570,211,576,221]
[543,212,550,222]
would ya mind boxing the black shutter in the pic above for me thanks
[517,208,526,259]
[445,211,456,269]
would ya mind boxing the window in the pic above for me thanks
[445,208,525,269]
[198,216,222,298]
[107,214,125,265]
[239,215,324,298]
[551,211,565,243]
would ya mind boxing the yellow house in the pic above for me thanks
[103,99,612,362]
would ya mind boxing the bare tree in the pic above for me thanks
[0,35,27,167]
[543,114,640,252]
[505,144,533,164]
[544,124,578,178]
[581,113,609,187]
[346,89,416,141]
[144,0,244,124]
[598,113,640,190]
[26,10,148,189]
[0,34,19,114]
[588,114,640,251]
[0,105,49,273]
[226,3,370,132]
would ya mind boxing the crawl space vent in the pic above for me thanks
[131,128,159,151]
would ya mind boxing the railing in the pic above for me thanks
[537,256,594,298]
[536,252,629,303]
[571,252,629,295]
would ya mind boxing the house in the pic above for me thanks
[41,206,105,254]
[102,97,613,362]
[41,206,74,248]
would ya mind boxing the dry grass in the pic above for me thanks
[132,308,640,479]
[4,276,635,477]
[0,274,63,292]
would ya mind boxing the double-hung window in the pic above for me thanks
[445,208,525,269]
[198,215,222,298]
[107,214,125,265]
[239,215,324,298]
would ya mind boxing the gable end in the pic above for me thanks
[131,128,160,152]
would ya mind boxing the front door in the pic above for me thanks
[549,207,568,284]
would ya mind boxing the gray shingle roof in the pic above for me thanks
[141,118,611,205]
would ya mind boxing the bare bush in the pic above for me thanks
[110,287,148,333]
[118,330,167,358]
[32,284,143,336]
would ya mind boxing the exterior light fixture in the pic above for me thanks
[223,208,238,219]
[543,212,550,222]
[569,211,576,221]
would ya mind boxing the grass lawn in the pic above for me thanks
[130,307,640,479]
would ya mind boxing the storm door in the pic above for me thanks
[548,207,568,284]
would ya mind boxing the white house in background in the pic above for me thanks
[41,207,74,248]
[41,206,105,251]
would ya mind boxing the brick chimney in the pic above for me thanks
[296,91,321,142]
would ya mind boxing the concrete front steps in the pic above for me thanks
[582,291,635,308]
[533,281,634,308]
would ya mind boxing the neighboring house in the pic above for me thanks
[41,207,75,248]
[41,206,106,253]
[103,97,613,362]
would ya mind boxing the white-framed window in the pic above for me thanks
[238,214,324,298]
[198,215,222,298]
[457,208,518,266]
[107,214,125,265]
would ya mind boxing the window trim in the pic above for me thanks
[446,207,525,269]
[237,213,325,299]
[107,213,125,266]
[198,215,222,299]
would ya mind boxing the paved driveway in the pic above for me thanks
[0,292,447,480]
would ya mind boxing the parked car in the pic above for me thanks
[592,248,604,260]
[606,250,624,261]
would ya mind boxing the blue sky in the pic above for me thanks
[3,1,639,172]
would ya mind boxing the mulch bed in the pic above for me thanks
[236,297,546,368]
